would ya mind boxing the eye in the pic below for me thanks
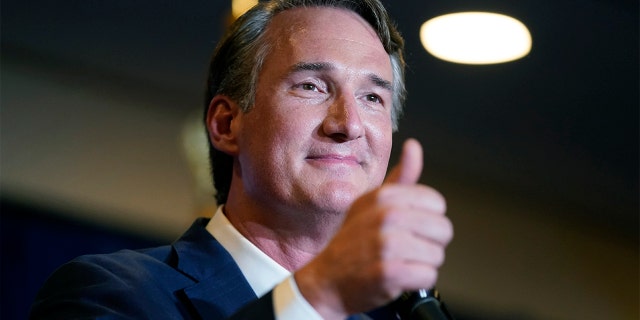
[293,81,327,94]
[365,94,382,104]
[300,83,319,91]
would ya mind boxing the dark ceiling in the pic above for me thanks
[2,0,638,239]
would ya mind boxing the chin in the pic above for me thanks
[308,184,364,214]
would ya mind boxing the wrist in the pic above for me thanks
[294,263,349,319]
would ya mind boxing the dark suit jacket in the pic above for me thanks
[30,218,278,319]
[30,218,397,319]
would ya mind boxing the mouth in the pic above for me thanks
[306,154,362,166]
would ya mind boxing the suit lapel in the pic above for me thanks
[169,219,399,319]
[172,218,257,319]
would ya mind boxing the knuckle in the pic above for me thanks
[374,185,395,202]
[425,268,439,287]
[432,247,445,267]
[442,218,454,243]
[428,188,447,213]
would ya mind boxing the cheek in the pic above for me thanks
[367,118,394,181]
[242,108,313,166]
[368,116,393,151]
[270,107,320,141]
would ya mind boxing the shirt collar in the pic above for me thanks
[206,205,290,297]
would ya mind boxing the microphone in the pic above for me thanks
[392,288,455,320]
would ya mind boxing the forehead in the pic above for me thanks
[262,6,392,78]
[268,6,380,40]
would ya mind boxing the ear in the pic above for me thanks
[206,95,240,156]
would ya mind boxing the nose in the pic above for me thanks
[321,94,365,141]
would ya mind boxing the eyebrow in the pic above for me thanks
[369,74,393,91]
[291,62,332,72]
[290,62,393,91]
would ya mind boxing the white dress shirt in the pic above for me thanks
[206,206,323,319]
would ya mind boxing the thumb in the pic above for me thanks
[384,138,423,185]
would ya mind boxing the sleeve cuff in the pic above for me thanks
[273,276,324,320]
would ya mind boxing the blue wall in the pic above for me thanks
[1,197,163,319]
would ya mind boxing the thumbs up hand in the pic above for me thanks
[296,139,453,319]
[384,138,424,185]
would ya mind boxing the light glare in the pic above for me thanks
[420,12,532,64]
[232,0,258,19]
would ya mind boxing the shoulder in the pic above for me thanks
[29,217,247,319]
[30,241,199,319]
[74,246,181,282]
[30,246,194,319]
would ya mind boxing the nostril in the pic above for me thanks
[322,112,364,142]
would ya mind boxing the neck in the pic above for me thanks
[223,193,344,272]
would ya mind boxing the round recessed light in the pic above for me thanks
[420,12,532,65]
[232,0,258,19]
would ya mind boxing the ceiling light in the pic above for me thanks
[420,12,532,65]
[232,0,258,19]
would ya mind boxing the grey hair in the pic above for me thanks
[204,0,406,204]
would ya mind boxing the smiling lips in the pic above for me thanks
[306,153,362,166]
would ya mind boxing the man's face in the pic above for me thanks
[235,7,394,215]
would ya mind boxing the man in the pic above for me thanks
[30,0,453,319]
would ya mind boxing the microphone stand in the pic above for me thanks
[392,288,455,320]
